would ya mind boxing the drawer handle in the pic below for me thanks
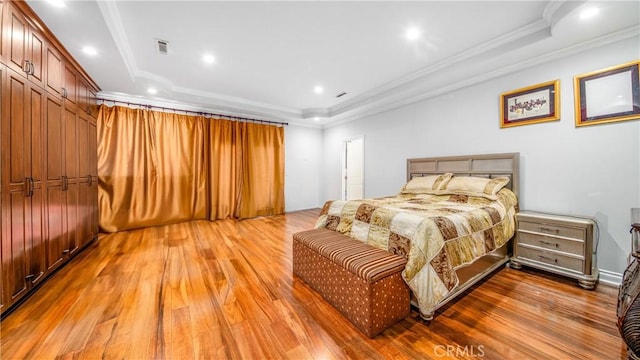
[538,255,558,264]
[538,227,559,234]
[539,240,559,248]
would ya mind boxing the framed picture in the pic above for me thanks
[574,60,640,127]
[500,80,560,128]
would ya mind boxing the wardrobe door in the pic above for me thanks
[45,45,62,99]
[0,0,5,62]
[1,67,30,305]
[0,190,3,314]
[26,22,44,88]
[3,4,29,76]
[63,106,78,256]
[62,63,77,105]
[44,94,64,272]
[27,79,45,286]
[77,79,86,114]
[88,118,98,238]
[2,3,44,87]
[77,112,91,247]
[0,63,4,314]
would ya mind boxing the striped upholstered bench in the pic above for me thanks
[292,228,411,337]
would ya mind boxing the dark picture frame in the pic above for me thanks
[574,60,640,127]
[500,80,560,128]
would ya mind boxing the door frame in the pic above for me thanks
[341,135,364,200]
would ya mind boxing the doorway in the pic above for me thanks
[343,137,364,200]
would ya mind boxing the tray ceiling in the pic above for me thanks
[26,1,640,127]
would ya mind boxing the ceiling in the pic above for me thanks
[26,0,640,127]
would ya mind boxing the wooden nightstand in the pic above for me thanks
[510,211,599,289]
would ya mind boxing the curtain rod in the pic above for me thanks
[96,98,288,126]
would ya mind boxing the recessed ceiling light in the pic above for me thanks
[406,27,421,41]
[82,46,97,56]
[579,7,599,20]
[47,0,65,7]
[314,86,324,94]
[147,88,157,95]
[203,54,215,64]
[313,117,320,122]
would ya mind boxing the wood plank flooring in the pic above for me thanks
[0,209,627,359]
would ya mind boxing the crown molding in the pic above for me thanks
[324,26,640,128]
[96,0,137,81]
[325,1,584,120]
[97,0,637,129]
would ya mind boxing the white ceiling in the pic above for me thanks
[26,0,640,127]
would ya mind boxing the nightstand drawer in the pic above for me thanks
[516,245,584,272]
[518,220,586,240]
[517,231,584,255]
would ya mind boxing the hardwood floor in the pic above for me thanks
[0,209,627,359]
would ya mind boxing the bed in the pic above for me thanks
[314,153,519,320]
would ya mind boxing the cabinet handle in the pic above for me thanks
[538,255,558,264]
[62,249,70,254]
[61,175,68,191]
[62,87,67,98]
[28,62,34,75]
[24,177,30,196]
[539,240,559,248]
[24,177,34,197]
[23,60,31,74]
[538,227,559,234]
[87,175,92,186]
[25,274,35,280]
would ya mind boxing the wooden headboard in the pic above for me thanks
[407,153,520,196]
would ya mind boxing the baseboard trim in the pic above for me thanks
[599,269,622,287]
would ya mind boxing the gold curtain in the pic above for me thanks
[97,105,285,233]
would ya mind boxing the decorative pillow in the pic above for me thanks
[441,176,510,200]
[401,173,453,194]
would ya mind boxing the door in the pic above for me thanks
[2,4,44,88]
[3,4,29,76]
[343,137,364,200]
[0,63,3,312]
[88,119,98,239]
[63,106,78,256]
[45,45,62,99]
[27,25,44,88]
[62,64,77,105]
[1,67,30,305]
[77,113,90,247]
[26,76,45,286]
[44,94,65,271]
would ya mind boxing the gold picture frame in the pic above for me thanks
[574,60,640,127]
[500,80,560,128]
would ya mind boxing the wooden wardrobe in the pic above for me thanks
[0,0,100,316]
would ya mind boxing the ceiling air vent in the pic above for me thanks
[156,39,169,55]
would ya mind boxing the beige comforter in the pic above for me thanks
[315,189,518,316]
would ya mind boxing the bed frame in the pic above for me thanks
[406,152,520,320]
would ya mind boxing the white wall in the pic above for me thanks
[284,124,323,212]
[321,36,640,279]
